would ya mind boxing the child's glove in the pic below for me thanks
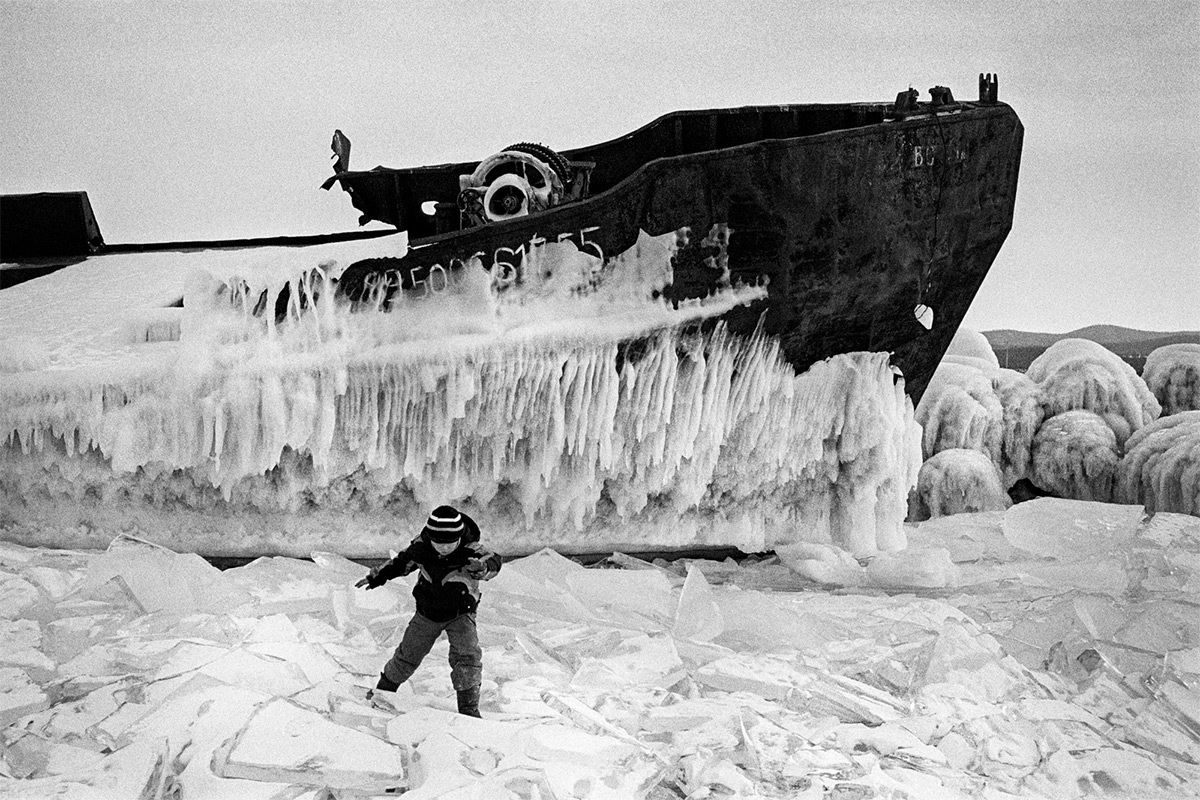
[355,566,382,589]
[464,558,487,578]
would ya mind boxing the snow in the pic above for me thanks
[1,233,920,559]
[1,502,1199,797]
[1143,343,1200,416]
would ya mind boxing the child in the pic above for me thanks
[356,505,501,717]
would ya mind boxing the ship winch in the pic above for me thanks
[458,143,575,225]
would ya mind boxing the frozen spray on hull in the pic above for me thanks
[1,228,920,558]
[0,85,1018,557]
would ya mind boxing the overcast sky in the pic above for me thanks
[2,1,1196,333]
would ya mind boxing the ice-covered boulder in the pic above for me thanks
[1117,410,1200,515]
[915,362,1003,463]
[940,328,1000,376]
[911,448,1010,520]
[1026,338,1160,446]
[993,369,1045,486]
[1142,343,1200,416]
[1030,410,1121,502]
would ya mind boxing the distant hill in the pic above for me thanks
[982,326,1200,372]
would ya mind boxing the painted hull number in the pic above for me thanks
[911,144,968,168]
[362,226,606,300]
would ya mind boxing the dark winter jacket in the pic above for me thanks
[364,517,502,622]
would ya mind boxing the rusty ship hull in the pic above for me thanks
[326,99,1023,401]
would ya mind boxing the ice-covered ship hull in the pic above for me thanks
[1,84,1022,559]
[326,91,1023,401]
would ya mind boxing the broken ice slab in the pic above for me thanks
[713,589,854,652]
[387,704,540,752]
[1138,511,1200,549]
[0,736,173,800]
[327,692,395,733]
[121,673,266,746]
[695,652,905,725]
[679,754,758,798]
[23,564,85,601]
[640,697,737,734]
[696,653,800,701]
[223,555,344,617]
[1113,599,1200,654]
[214,697,408,793]
[780,540,962,591]
[494,675,573,718]
[17,676,134,746]
[194,647,313,697]
[0,666,49,729]
[1167,649,1200,680]
[541,689,656,750]
[0,571,43,619]
[739,710,852,789]
[89,672,210,747]
[399,729,486,798]
[1,735,106,778]
[1002,497,1144,560]
[499,547,586,587]
[1015,698,1109,731]
[77,534,248,614]
[798,673,909,725]
[864,548,958,589]
[564,566,677,626]
[42,607,150,668]
[1159,680,1200,737]
[128,679,301,800]
[568,633,685,691]
[0,541,39,567]
[604,551,687,584]
[833,722,946,764]
[310,550,369,578]
[1042,746,1189,797]
[0,619,55,675]
[904,509,1017,562]
[237,612,301,643]
[150,639,229,681]
[775,542,864,586]
[1018,558,1130,597]
[921,620,1023,704]
[672,561,724,642]
[1120,689,1200,766]
[246,641,343,685]
[521,723,663,798]
[323,637,389,676]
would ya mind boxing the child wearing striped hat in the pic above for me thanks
[356,505,502,717]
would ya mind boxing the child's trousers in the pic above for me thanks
[383,612,482,691]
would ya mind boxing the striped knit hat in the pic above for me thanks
[422,505,466,542]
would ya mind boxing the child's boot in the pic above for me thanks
[456,686,481,718]
[367,673,401,711]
